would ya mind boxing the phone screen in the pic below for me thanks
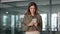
[32,18,37,23]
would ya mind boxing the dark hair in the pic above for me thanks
[25,2,38,15]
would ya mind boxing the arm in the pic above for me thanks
[22,15,34,31]
[37,15,42,31]
[22,15,29,31]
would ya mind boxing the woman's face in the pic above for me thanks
[30,6,35,14]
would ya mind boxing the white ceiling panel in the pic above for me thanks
[1,0,28,2]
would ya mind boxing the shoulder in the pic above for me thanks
[24,15,31,18]
[36,14,42,18]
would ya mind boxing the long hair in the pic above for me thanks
[25,2,38,15]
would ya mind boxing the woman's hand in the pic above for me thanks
[28,21,34,26]
[28,21,37,27]
[34,23,37,26]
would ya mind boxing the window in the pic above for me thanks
[51,13,58,31]
[40,14,47,31]
[3,15,7,26]
[11,15,15,27]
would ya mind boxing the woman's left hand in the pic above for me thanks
[33,22,37,26]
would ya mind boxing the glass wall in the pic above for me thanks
[51,13,58,31]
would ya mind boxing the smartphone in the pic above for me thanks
[32,18,37,24]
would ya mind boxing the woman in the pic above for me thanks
[22,2,42,34]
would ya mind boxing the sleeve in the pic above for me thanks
[37,15,42,31]
[22,15,30,31]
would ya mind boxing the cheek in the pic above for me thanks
[30,8,32,11]
[33,9,35,12]
[30,8,33,11]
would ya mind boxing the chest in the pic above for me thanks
[27,15,38,23]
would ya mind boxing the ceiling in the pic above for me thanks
[0,0,60,14]
[1,0,29,2]
[1,0,60,8]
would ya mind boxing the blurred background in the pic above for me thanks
[0,0,60,34]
